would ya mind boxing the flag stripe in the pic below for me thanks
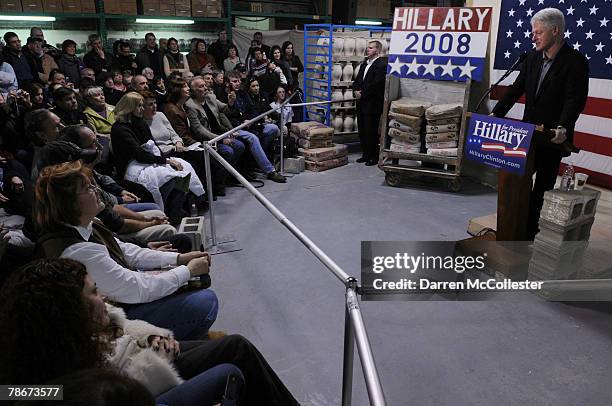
[574,132,612,156]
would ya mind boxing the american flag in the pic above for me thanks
[491,0,612,188]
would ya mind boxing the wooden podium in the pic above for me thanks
[495,125,580,241]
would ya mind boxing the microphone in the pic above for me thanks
[475,52,528,113]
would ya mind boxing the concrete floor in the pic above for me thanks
[206,153,612,406]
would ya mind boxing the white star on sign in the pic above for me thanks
[572,41,582,51]
[526,8,534,17]
[514,40,522,48]
[576,18,585,27]
[422,58,439,77]
[458,60,477,78]
[516,19,523,27]
[585,53,591,60]
[524,30,531,38]
[558,0,564,3]
[388,57,404,75]
[439,59,456,77]
[606,55,612,65]
[519,0,526,4]
[504,51,511,59]
[508,8,515,17]
[595,42,605,52]
[405,57,420,75]
[585,30,594,39]
[589,5,598,15]
[564,30,572,38]
[538,0,544,4]
[566,6,574,15]
[506,30,514,38]
[601,18,609,27]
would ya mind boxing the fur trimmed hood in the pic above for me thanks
[107,304,183,396]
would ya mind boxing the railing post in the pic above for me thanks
[342,277,358,406]
[203,144,217,247]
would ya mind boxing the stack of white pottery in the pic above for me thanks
[342,63,353,82]
[343,115,354,132]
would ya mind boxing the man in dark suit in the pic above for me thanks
[492,7,589,240]
[352,41,388,166]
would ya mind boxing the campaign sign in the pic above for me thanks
[388,7,492,82]
[465,113,534,175]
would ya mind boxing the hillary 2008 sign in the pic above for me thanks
[465,113,535,175]
[387,7,492,82]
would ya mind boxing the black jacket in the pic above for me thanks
[112,54,137,75]
[352,56,388,116]
[2,48,36,86]
[135,46,163,77]
[56,54,83,85]
[110,119,166,178]
[492,42,589,149]
[83,49,113,75]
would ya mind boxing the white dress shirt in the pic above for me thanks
[61,223,191,304]
[362,56,380,81]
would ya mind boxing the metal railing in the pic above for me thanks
[200,95,385,405]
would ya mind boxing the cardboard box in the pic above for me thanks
[62,0,82,13]
[121,0,137,15]
[0,0,23,11]
[175,4,191,16]
[43,0,63,12]
[159,4,175,15]
[206,4,221,17]
[142,0,159,15]
[175,0,190,5]
[22,0,44,12]
[80,0,95,13]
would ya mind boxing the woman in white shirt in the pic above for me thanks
[270,86,293,135]
[35,160,217,340]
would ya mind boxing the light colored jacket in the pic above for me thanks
[147,111,183,155]
[184,92,233,142]
[107,304,183,397]
[0,62,18,96]
[84,105,116,135]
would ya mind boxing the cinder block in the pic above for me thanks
[178,216,207,251]
[540,189,584,226]
[283,156,305,173]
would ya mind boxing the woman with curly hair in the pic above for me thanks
[0,258,300,405]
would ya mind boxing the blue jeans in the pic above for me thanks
[156,363,244,406]
[217,139,245,165]
[123,202,161,212]
[260,123,279,154]
[125,289,219,340]
[236,130,274,174]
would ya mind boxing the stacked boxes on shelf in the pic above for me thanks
[424,103,462,157]
[528,188,601,281]
[0,0,96,12]
[291,122,348,172]
[386,98,429,154]
[191,0,222,17]
[105,0,136,15]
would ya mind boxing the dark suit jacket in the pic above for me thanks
[492,42,589,151]
[352,56,388,116]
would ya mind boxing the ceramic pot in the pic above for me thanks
[343,115,354,132]
[333,115,344,132]
[355,38,368,56]
[354,63,361,79]
[343,89,353,107]
[331,89,344,104]
[332,64,343,81]
[342,63,354,82]
[343,37,356,56]
[332,37,344,56]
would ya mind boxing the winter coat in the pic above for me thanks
[107,304,183,397]
[57,54,83,86]
[83,104,116,135]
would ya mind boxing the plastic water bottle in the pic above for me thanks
[560,164,574,191]
[190,203,198,217]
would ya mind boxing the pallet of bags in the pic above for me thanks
[424,103,462,157]
[298,144,348,162]
[290,121,334,140]
[305,155,349,172]
[292,134,333,149]
[390,139,421,154]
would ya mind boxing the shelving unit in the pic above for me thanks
[303,23,391,144]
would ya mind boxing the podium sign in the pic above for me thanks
[388,7,492,82]
[465,113,535,175]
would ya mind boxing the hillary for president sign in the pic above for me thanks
[465,113,535,175]
[387,7,492,82]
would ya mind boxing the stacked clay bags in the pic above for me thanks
[424,103,462,157]
[387,98,431,154]
[291,122,348,172]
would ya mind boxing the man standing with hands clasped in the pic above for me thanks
[491,8,589,240]
[352,41,388,166]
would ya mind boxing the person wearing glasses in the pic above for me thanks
[35,161,218,340]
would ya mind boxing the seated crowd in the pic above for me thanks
[0,26,304,405]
